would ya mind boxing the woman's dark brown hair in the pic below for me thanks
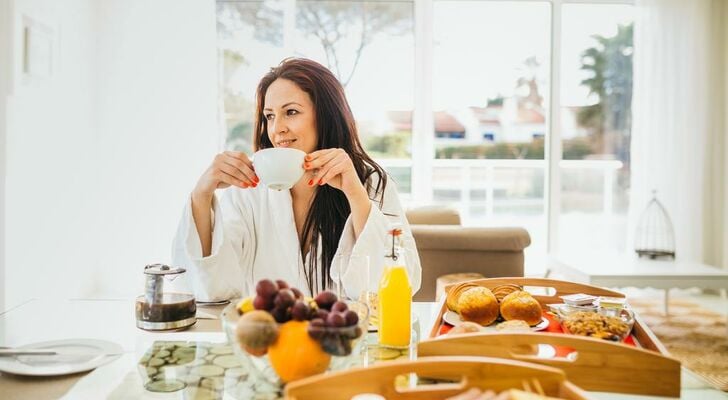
[253,58,388,294]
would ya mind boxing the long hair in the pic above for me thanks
[253,58,387,294]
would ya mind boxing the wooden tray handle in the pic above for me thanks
[285,356,590,400]
[418,333,680,398]
[444,277,625,304]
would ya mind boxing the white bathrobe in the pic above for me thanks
[172,177,421,301]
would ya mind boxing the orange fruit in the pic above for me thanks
[268,320,331,383]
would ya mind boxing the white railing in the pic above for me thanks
[378,158,624,218]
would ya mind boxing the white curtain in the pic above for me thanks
[629,0,728,267]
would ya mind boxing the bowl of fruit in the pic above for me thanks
[221,279,368,386]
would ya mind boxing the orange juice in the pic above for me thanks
[377,265,411,348]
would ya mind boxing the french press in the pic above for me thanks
[135,264,196,331]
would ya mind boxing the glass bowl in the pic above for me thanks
[560,309,634,342]
[221,298,369,386]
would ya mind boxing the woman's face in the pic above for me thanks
[263,78,318,154]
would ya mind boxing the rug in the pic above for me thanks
[630,297,728,391]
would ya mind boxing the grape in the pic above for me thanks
[253,295,272,311]
[352,325,363,339]
[275,280,289,289]
[291,287,304,299]
[315,309,329,321]
[270,307,290,323]
[314,291,337,310]
[307,318,326,340]
[274,289,296,309]
[344,310,359,326]
[331,301,348,313]
[291,300,310,321]
[256,280,278,299]
[326,312,346,328]
[321,334,349,356]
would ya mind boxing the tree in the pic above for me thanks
[217,2,411,87]
[577,23,633,159]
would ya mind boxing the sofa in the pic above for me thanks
[405,206,531,301]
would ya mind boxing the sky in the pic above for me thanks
[221,1,634,121]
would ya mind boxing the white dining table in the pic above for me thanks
[0,298,724,400]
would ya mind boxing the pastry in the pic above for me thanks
[446,282,479,312]
[495,320,531,332]
[457,287,499,326]
[491,283,522,302]
[448,321,483,336]
[500,291,543,326]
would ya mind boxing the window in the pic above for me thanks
[216,0,635,260]
[559,4,634,254]
[217,1,414,193]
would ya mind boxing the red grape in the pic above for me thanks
[314,291,337,310]
[307,318,326,340]
[256,279,278,299]
[331,301,348,313]
[253,295,272,311]
[274,289,296,309]
[344,310,359,326]
[315,309,329,321]
[291,287,304,299]
[326,312,346,328]
[291,300,310,321]
[275,280,289,289]
[271,307,290,323]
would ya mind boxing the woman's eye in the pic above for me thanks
[265,114,274,121]
[286,109,299,116]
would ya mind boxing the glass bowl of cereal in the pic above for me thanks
[560,310,634,342]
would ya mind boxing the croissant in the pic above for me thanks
[499,290,543,326]
[457,287,499,326]
[446,282,479,313]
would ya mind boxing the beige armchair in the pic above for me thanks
[406,206,531,301]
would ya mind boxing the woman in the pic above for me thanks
[173,58,421,300]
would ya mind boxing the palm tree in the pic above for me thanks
[577,23,633,160]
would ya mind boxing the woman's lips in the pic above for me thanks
[277,138,297,147]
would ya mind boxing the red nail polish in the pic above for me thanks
[318,179,324,186]
[242,183,248,188]
[254,177,260,183]
[304,162,310,169]
[307,179,313,186]
[252,182,257,188]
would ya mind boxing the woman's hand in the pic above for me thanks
[304,149,365,198]
[193,151,259,200]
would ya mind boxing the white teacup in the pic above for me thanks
[253,148,306,190]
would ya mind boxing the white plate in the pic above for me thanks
[443,310,549,332]
[0,339,123,376]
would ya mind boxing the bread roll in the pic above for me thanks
[446,282,478,312]
[491,283,521,302]
[499,290,543,326]
[457,287,499,326]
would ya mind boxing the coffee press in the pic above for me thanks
[135,264,196,331]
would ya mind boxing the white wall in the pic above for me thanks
[0,0,11,313]
[5,0,98,310]
[3,0,219,309]
[93,0,218,298]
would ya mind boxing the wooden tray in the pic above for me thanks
[285,356,593,400]
[419,277,681,397]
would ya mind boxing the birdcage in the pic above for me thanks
[634,191,676,259]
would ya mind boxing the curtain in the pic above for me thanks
[629,0,727,267]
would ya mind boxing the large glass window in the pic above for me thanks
[217,1,415,193]
[559,4,633,254]
[432,1,550,255]
[216,1,635,262]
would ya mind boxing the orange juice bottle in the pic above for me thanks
[378,226,411,348]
